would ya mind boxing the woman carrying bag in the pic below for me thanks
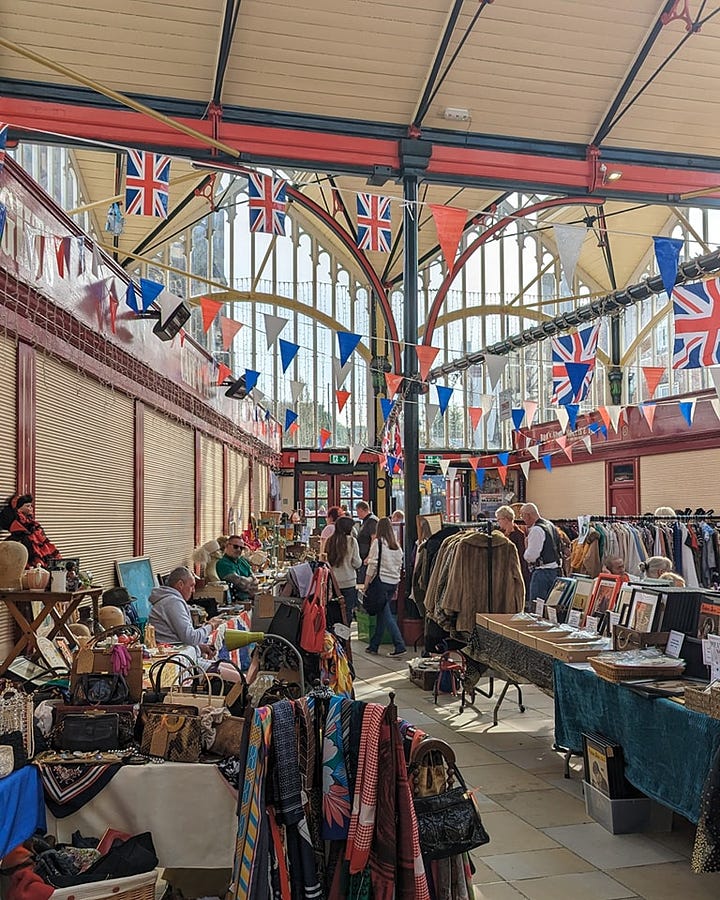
[363,517,407,657]
[326,515,362,621]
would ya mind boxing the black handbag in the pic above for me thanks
[70,673,130,706]
[363,541,385,615]
[411,740,490,860]
[267,601,302,645]
[55,713,120,751]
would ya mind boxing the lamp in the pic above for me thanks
[600,163,623,185]
[225,629,265,650]
[224,374,248,399]
[135,300,191,342]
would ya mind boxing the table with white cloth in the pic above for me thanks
[45,762,237,868]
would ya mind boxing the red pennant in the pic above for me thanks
[54,236,67,278]
[95,293,105,331]
[179,329,186,347]
[597,407,611,430]
[331,187,344,217]
[416,345,440,380]
[216,363,232,386]
[496,465,508,486]
[336,390,350,412]
[430,205,468,272]
[468,456,482,471]
[641,366,665,400]
[108,292,119,334]
[468,408,483,431]
[641,404,657,431]
[200,296,224,333]
[319,428,332,449]
[288,421,299,435]
[385,373,404,396]
[418,461,426,479]
[220,317,243,350]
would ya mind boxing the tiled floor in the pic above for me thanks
[352,645,720,900]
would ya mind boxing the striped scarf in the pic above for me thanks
[345,703,384,874]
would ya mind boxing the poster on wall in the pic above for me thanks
[469,469,519,519]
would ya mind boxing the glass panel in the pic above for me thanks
[317,482,329,498]
[352,482,364,498]
[304,481,316,498]
[339,482,351,498]
[304,499,317,513]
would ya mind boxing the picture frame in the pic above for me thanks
[698,601,720,639]
[545,577,575,622]
[46,557,81,573]
[628,590,660,633]
[588,574,624,618]
[582,732,626,799]
[571,576,594,615]
[615,584,636,628]
[417,513,443,536]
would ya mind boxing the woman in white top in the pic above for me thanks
[326,515,362,621]
[319,506,342,555]
[363,517,406,657]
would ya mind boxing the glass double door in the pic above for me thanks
[298,472,370,533]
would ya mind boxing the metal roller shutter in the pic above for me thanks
[35,356,134,590]
[227,448,250,535]
[252,461,269,516]
[0,335,17,660]
[527,460,606,518]
[199,434,223,545]
[641,450,720,514]
[143,408,195,574]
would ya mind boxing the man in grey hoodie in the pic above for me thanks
[148,566,223,658]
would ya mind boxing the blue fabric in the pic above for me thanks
[553,661,720,822]
[369,583,405,652]
[0,766,46,858]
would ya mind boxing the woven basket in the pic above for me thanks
[49,870,157,900]
[589,658,686,683]
[684,684,720,719]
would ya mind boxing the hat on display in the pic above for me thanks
[102,586,134,607]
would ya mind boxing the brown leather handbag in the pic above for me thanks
[140,711,202,762]
[209,716,246,758]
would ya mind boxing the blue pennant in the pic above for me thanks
[564,362,590,402]
[284,409,298,431]
[566,404,579,431]
[497,451,510,466]
[386,454,397,474]
[244,369,260,393]
[475,467,486,488]
[511,408,525,430]
[542,454,553,472]
[126,282,141,313]
[599,424,608,439]
[337,331,361,366]
[380,398,395,422]
[140,277,164,311]
[653,236,683,299]
[679,400,695,428]
[279,338,300,373]
[436,385,453,415]
[588,422,600,434]
[0,203,6,241]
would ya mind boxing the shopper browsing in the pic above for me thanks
[355,500,378,581]
[363,517,407,658]
[319,506,342,555]
[520,502,562,605]
[148,566,223,660]
[326,515,362,621]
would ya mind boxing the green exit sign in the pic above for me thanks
[329,453,349,464]
[425,455,441,465]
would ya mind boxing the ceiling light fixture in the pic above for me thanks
[600,163,623,185]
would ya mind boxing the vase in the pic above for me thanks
[0,542,30,589]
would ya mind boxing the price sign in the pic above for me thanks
[534,599,545,618]
[547,606,558,625]
[586,615,599,634]
[665,630,685,659]
[567,609,582,629]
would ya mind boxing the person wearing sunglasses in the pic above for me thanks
[215,535,258,602]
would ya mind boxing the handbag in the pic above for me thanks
[362,541,386,616]
[410,739,490,860]
[0,730,27,771]
[300,567,327,654]
[0,681,35,758]
[209,715,246,758]
[267,601,302,646]
[70,625,143,702]
[71,673,130,706]
[144,653,199,704]
[55,713,120,751]
[54,705,136,748]
[140,711,201,762]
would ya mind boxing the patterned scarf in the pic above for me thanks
[370,704,397,899]
[40,763,122,818]
[345,703,384,874]
[394,714,430,900]
[321,695,351,840]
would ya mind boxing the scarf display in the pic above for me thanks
[345,703,384,874]
[321,696,351,840]
[39,763,122,818]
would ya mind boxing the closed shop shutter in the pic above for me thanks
[252,461,269,516]
[527,460,606,518]
[227,448,250,535]
[35,356,134,590]
[144,408,195,574]
[0,336,17,660]
[641,450,720,514]
[199,434,223,545]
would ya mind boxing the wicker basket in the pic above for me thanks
[49,870,157,900]
[589,658,686,683]
[684,684,720,719]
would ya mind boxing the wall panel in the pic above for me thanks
[641,450,720,514]
[527,461,606,519]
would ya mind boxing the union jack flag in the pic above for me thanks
[0,123,7,172]
[248,173,287,235]
[357,193,391,252]
[125,150,171,218]
[551,322,600,405]
[672,277,720,369]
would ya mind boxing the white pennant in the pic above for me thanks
[607,405,623,432]
[263,313,288,349]
[426,402,440,430]
[480,393,494,416]
[252,388,266,403]
[155,289,182,328]
[447,466,458,481]
[439,458,451,476]
[553,223,587,288]
[484,354,507,390]
[710,367,720,401]
[583,435,593,454]
[351,443,364,465]
[290,380,305,404]
[520,460,531,480]
[528,444,540,462]
[23,223,35,269]
[523,400,538,426]
[711,398,720,422]
[556,406,569,433]
[333,357,353,388]
[91,242,102,277]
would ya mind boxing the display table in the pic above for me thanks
[553,660,720,822]
[45,762,237,868]
[0,766,46,858]
[0,588,102,675]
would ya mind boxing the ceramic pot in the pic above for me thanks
[21,565,51,591]
[0,542,29,589]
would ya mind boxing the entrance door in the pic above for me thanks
[298,471,372,532]
[606,460,639,516]
[337,473,370,517]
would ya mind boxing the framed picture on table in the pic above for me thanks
[588,574,624,618]
[615,584,636,627]
[571,577,594,623]
[628,590,660,633]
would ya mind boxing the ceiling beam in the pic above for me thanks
[412,0,466,128]
[212,0,243,106]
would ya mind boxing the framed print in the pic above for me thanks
[615,584,635,627]
[588,574,624,618]
[628,590,659,633]
[582,732,626,799]
[698,601,720,639]
[545,578,569,609]
[571,577,594,616]
[417,513,443,536]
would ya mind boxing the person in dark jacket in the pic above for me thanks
[354,500,378,581]
[495,504,530,594]
[521,502,561,605]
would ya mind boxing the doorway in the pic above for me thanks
[606,459,639,516]
[297,471,371,533]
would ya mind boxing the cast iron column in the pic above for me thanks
[609,316,623,405]
[403,173,419,573]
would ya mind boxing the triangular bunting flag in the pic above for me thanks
[290,380,305,404]
[468,457,482,472]
[439,459,451,476]
[497,451,510,466]
[416,345,440,380]
[284,409,298,432]
[216,363,232,386]
[140,277,164,311]
[475,467,486,488]
[336,390,351,413]
[511,409,525,430]
[556,435,567,450]
[528,444,540,462]
[553,223,587,288]
[564,362,590,403]
[561,441,574,462]
[430,204,467,271]
[607,405,623,432]
[380,397,394,421]
[598,407,611,430]
[583,435,593,454]
[711,399,720,422]
[484,354,507,390]
[497,465,508,486]
[436,385,453,415]
[523,401,538,426]
[426,403,440,430]
[279,338,300,373]
[264,313,288,348]
[386,455,397,474]
[385,373,404,396]
[351,443,364,465]
[200,296,223,333]
[642,366,665,400]
[220,317,243,351]
[91,242,102,277]
[520,460,531,481]
[556,406,569,433]
[653,236,683,298]
[332,357,353,388]
[566,404,579,431]
[542,454,553,472]
[480,394,494,416]
[108,292,119,335]
[710,367,720,401]
[54,236,68,278]
[125,282,140,314]
[319,428,332,450]
[447,467,457,482]
[468,407,483,431]
[418,461,426,479]
[679,399,696,428]
[337,331,361,366]
[288,421,299,436]
[640,403,656,431]
[244,369,260,393]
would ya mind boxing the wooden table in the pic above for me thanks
[0,587,102,674]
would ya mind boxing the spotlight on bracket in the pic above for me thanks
[135,300,191,342]
[224,374,248,399]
